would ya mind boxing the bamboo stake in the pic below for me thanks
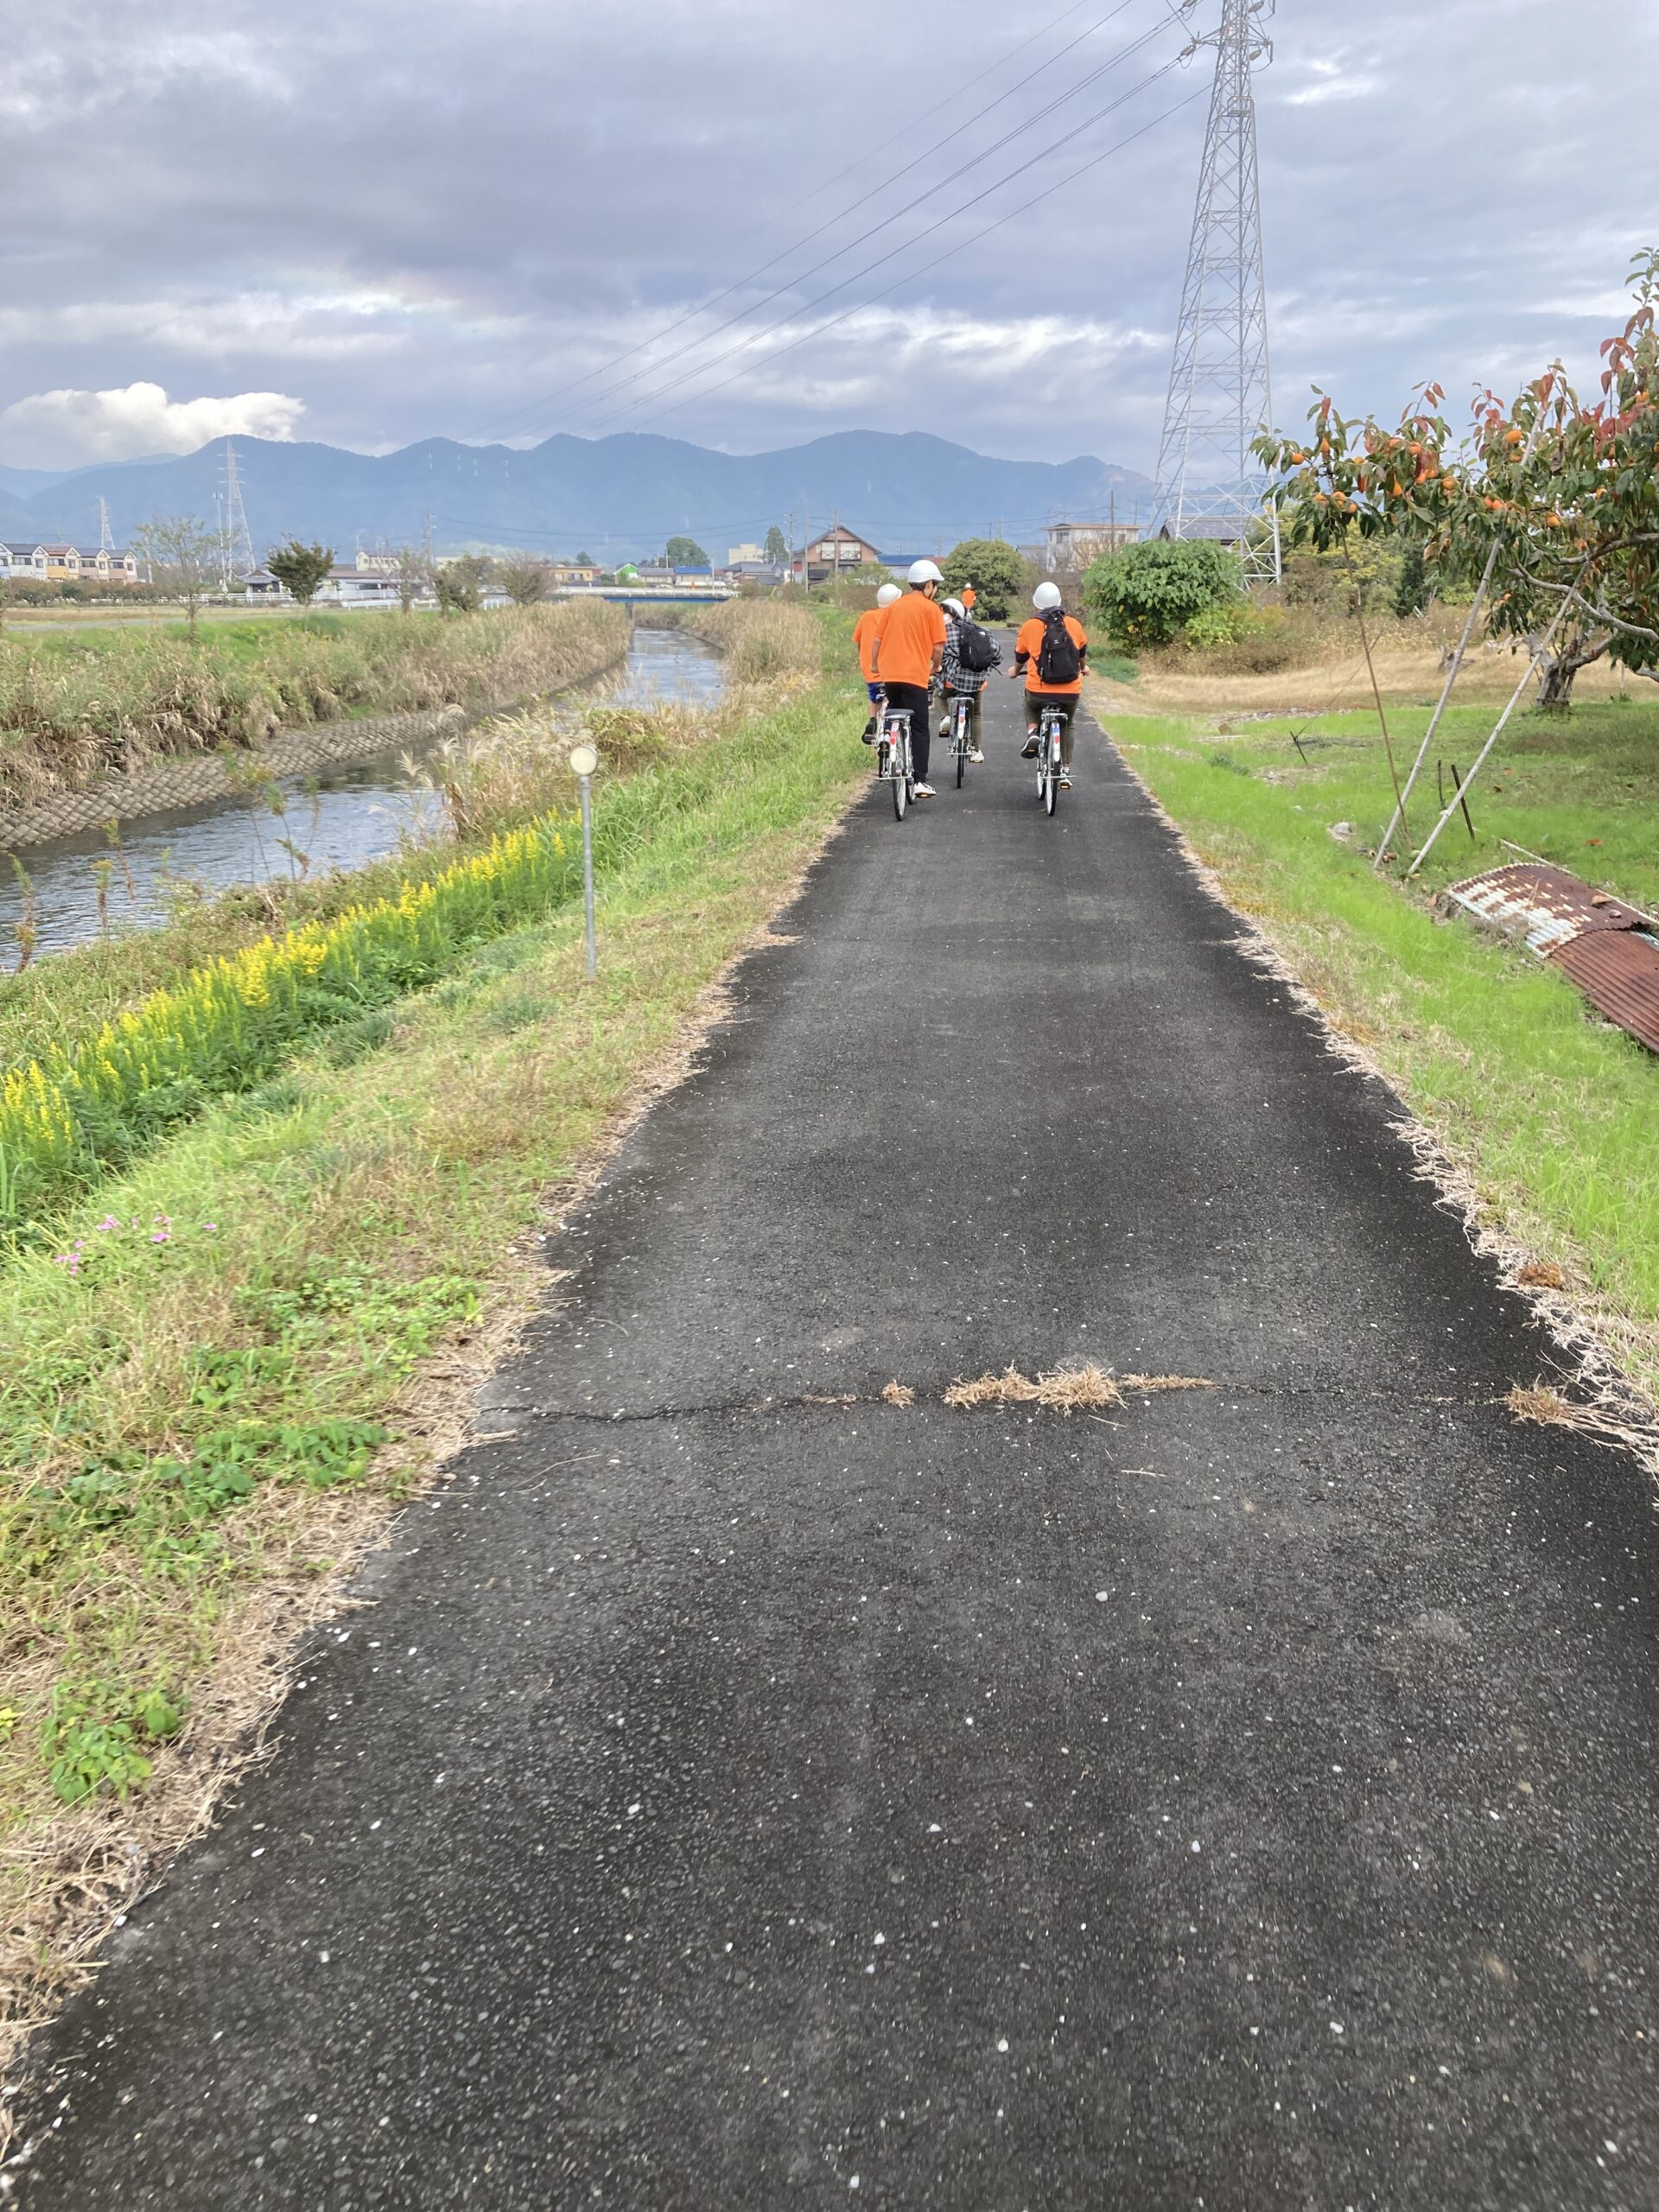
[1405,596,1573,878]
[1374,535,1502,868]
[1340,541,1408,843]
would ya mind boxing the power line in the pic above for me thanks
[562,9,1173,439]
[596,53,1191,438]
[465,0,1120,446]
[626,78,1206,435]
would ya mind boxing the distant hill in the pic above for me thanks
[2,430,1154,564]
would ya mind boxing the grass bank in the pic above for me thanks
[0,602,863,2074]
[0,601,629,806]
[1101,681,1659,1398]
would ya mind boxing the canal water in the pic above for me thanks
[1,627,722,961]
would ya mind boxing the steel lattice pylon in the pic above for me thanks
[219,438,258,585]
[1154,0,1280,585]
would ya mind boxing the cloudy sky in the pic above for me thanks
[3,0,1654,475]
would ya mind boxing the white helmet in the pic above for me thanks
[942,596,965,619]
[875,582,902,607]
[906,559,944,587]
[1033,581,1063,612]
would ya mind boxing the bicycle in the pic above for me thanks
[947,691,976,788]
[875,705,915,822]
[1033,702,1065,816]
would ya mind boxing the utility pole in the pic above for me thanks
[800,493,810,593]
[1153,0,1281,586]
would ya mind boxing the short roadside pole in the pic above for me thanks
[569,739,599,979]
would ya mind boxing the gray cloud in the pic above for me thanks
[3,0,1656,473]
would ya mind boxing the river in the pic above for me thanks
[1,626,723,962]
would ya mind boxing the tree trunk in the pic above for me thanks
[1534,626,1610,711]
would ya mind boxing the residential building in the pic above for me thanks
[727,543,766,566]
[41,544,83,582]
[316,566,403,607]
[1044,519,1141,570]
[550,559,601,585]
[1,543,49,583]
[75,546,140,586]
[793,523,883,582]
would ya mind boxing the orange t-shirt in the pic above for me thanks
[852,605,889,682]
[874,590,947,688]
[1015,613,1088,696]
[962,586,976,612]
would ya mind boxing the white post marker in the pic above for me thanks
[569,740,600,977]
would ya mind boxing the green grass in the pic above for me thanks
[1112,691,1659,1395]
[0,644,868,2040]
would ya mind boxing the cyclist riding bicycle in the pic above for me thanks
[870,560,947,798]
[938,594,1000,762]
[854,582,903,742]
[1010,581,1089,790]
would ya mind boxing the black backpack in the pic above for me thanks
[954,616,997,674]
[1036,607,1081,686]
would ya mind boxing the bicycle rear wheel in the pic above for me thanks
[893,734,908,820]
[1042,727,1059,815]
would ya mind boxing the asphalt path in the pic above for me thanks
[16,660,1659,2210]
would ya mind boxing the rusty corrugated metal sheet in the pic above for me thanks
[1444,861,1649,957]
[1548,931,1659,1055]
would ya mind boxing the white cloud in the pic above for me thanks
[0,381,305,468]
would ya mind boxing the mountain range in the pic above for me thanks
[0,431,1154,563]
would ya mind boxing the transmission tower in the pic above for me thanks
[97,495,114,554]
[219,439,258,583]
[1153,0,1281,584]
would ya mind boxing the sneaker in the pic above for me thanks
[913,781,937,798]
[969,748,984,764]
[1020,736,1039,760]
[861,719,878,744]
[939,721,952,744]
[1058,769,1072,789]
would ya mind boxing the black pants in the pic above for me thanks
[882,681,931,781]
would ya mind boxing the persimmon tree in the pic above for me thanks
[1255,249,1659,710]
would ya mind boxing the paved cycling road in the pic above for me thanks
[16,667,1659,2210]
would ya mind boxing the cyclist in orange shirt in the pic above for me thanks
[961,582,977,615]
[1009,580,1089,789]
[853,582,902,741]
[869,560,948,796]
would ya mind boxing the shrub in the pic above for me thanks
[1180,603,1253,651]
[1084,538,1243,650]
[939,538,1025,621]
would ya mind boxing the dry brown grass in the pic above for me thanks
[1094,638,1638,721]
[944,1363,1125,1413]
[0,602,630,806]
[1121,1372,1216,1392]
[880,1381,916,1407]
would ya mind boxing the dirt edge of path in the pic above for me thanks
[0,790,860,2150]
